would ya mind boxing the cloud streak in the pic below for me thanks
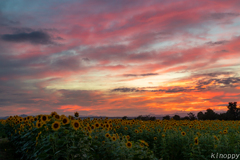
[1,31,56,45]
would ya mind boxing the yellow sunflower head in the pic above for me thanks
[181,131,186,136]
[105,133,110,138]
[51,121,61,131]
[126,141,132,148]
[94,122,100,128]
[74,112,79,117]
[50,111,57,117]
[194,137,199,145]
[62,117,70,125]
[54,114,61,120]
[72,120,80,130]
[36,121,42,128]
[223,130,228,134]
[111,136,117,141]
[41,115,48,122]
[213,135,219,141]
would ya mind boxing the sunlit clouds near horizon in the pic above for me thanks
[0,0,240,117]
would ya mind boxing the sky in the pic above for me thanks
[0,0,240,117]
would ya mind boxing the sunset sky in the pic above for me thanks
[0,0,240,117]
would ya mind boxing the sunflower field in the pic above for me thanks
[1,112,240,160]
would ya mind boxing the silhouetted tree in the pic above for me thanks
[204,108,217,120]
[197,111,205,120]
[149,116,156,121]
[172,115,181,120]
[227,102,240,120]
[162,115,170,120]
[188,112,196,120]
[194,102,240,120]
[135,115,142,120]
[122,116,128,120]
[135,115,156,121]
[181,116,190,120]
[217,113,227,120]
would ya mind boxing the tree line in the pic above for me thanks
[122,102,240,121]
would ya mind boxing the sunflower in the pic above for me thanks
[69,115,75,120]
[154,137,157,140]
[62,117,70,125]
[126,141,132,148]
[36,121,42,128]
[50,111,57,117]
[51,121,61,131]
[194,137,199,145]
[94,122,100,128]
[102,141,105,144]
[144,141,149,146]
[181,131,186,136]
[105,133,111,138]
[88,127,92,133]
[91,125,95,130]
[41,115,48,122]
[105,124,110,128]
[72,121,80,130]
[29,117,34,123]
[223,130,228,134]
[54,114,61,120]
[162,134,165,138]
[74,112,79,117]
[213,135,219,141]
[124,127,128,130]
[111,136,117,141]
[126,135,130,140]
[134,129,139,133]
[86,126,91,131]
[140,143,144,147]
